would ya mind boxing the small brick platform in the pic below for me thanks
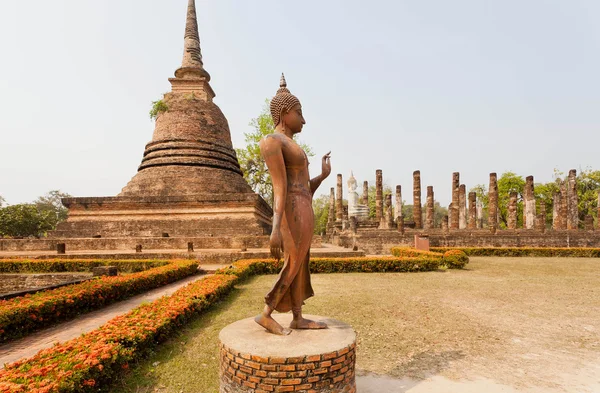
[219,315,356,393]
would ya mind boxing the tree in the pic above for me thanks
[366,185,393,219]
[0,195,5,208]
[34,190,71,228]
[576,168,600,225]
[534,180,559,226]
[236,99,314,205]
[433,202,448,227]
[497,172,525,228]
[0,204,54,238]
[471,173,525,229]
[312,194,330,235]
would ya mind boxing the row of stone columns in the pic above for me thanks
[329,169,595,232]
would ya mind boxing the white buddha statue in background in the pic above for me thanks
[347,171,369,221]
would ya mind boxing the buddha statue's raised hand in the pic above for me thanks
[321,151,332,179]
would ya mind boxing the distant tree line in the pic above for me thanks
[0,190,71,238]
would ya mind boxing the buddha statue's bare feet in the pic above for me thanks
[290,317,328,330]
[255,314,292,335]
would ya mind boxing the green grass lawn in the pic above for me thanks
[107,257,600,392]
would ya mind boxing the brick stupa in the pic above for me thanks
[52,0,272,239]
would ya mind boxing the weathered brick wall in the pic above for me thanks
[0,273,91,295]
[0,235,322,252]
[220,343,356,393]
[332,229,600,255]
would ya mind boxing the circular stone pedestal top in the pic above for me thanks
[219,314,356,358]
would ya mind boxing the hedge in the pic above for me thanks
[390,247,444,259]
[390,247,469,269]
[0,259,169,274]
[0,256,442,392]
[430,247,600,258]
[216,256,443,279]
[0,260,198,343]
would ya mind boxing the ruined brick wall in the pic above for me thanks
[0,235,322,253]
[332,229,600,255]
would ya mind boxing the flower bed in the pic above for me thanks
[0,256,441,392]
[0,259,169,274]
[430,247,600,258]
[0,260,198,343]
[0,274,236,393]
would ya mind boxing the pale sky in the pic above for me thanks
[1,0,598,206]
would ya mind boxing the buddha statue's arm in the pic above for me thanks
[310,151,332,195]
[260,136,287,260]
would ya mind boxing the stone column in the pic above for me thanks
[425,186,434,229]
[349,216,358,234]
[450,172,460,229]
[458,184,467,229]
[567,169,578,230]
[336,174,343,221]
[488,173,498,232]
[535,214,546,233]
[362,181,369,206]
[328,187,335,223]
[476,200,483,229]
[394,185,402,222]
[376,170,383,223]
[342,205,349,230]
[552,191,561,230]
[397,216,405,234]
[538,199,546,231]
[385,194,394,229]
[413,171,422,229]
[559,179,568,230]
[507,192,518,230]
[468,192,477,229]
[584,215,594,231]
[442,215,449,233]
[524,175,536,229]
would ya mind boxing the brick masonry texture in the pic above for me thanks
[220,343,356,393]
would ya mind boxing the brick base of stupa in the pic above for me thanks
[49,194,272,238]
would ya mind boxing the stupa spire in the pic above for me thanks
[171,0,214,99]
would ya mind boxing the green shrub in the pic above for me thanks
[149,99,168,119]
[441,250,469,269]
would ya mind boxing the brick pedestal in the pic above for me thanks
[219,315,356,393]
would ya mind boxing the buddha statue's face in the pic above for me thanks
[281,104,305,134]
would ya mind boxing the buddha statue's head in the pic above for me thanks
[270,74,305,134]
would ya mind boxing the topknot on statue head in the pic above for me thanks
[270,73,301,127]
